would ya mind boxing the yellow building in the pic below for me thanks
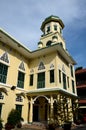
[0,15,77,124]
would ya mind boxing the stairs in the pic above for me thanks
[22,122,48,130]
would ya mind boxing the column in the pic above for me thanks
[50,95,54,121]
[29,97,33,123]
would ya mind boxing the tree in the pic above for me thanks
[5,109,23,130]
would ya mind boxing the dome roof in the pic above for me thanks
[41,15,64,31]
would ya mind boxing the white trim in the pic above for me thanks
[0,83,11,88]
[0,59,10,66]
[79,106,86,108]
[27,86,77,97]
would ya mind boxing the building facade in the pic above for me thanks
[0,15,77,124]
[75,67,86,118]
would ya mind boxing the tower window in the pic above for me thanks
[46,41,52,46]
[47,26,50,33]
[60,27,62,34]
[54,25,57,31]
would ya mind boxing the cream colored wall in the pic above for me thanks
[0,35,76,124]
[0,42,30,89]
[29,50,76,95]
[56,52,77,94]
[29,52,57,90]
[40,21,66,49]
[0,42,29,124]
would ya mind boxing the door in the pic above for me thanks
[33,105,39,121]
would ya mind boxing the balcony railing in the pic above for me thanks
[37,81,45,89]
[76,80,86,86]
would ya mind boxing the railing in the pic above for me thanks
[37,81,45,88]
[76,80,86,86]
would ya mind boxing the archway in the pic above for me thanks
[33,96,49,122]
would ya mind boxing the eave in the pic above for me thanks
[0,28,76,65]
[41,15,64,31]
[0,28,32,59]
[31,44,76,65]
[27,87,77,98]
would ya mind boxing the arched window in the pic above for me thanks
[38,61,45,70]
[46,41,52,47]
[19,61,25,71]
[0,52,9,63]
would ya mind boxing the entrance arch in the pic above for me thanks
[33,95,49,122]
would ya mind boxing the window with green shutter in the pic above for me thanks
[72,80,75,93]
[17,71,25,88]
[37,72,45,88]
[16,105,22,116]
[50,69,54,83]
[63,73,66,89]
[30,74,34,86]
[59,70,61,83]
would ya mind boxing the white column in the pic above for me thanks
[29,97,33,123]
[50,95,54,120]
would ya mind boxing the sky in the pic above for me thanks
[0,0,86,68]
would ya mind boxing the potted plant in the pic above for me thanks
[48,119,58,130]
[53,96,74,130]
[63,99,79,130]
[63,121,71,130]
[48,95,78,130]
[5,109,23,130]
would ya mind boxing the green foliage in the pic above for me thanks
[53,96,78,125]
[7,109,23,126]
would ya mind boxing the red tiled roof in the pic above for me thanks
[79,100,86,103]
[77,84,86,88]
[75,68,86,74]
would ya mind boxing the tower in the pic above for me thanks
[38,15,66,49]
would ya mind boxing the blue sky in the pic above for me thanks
[0,0,86,68]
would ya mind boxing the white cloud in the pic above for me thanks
[0,0,86,67]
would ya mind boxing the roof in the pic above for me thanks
[77,84,86,89]
[75,68,86,74]
[79,100,86,104]
[0,28,76,64]
[41,15,64,31]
